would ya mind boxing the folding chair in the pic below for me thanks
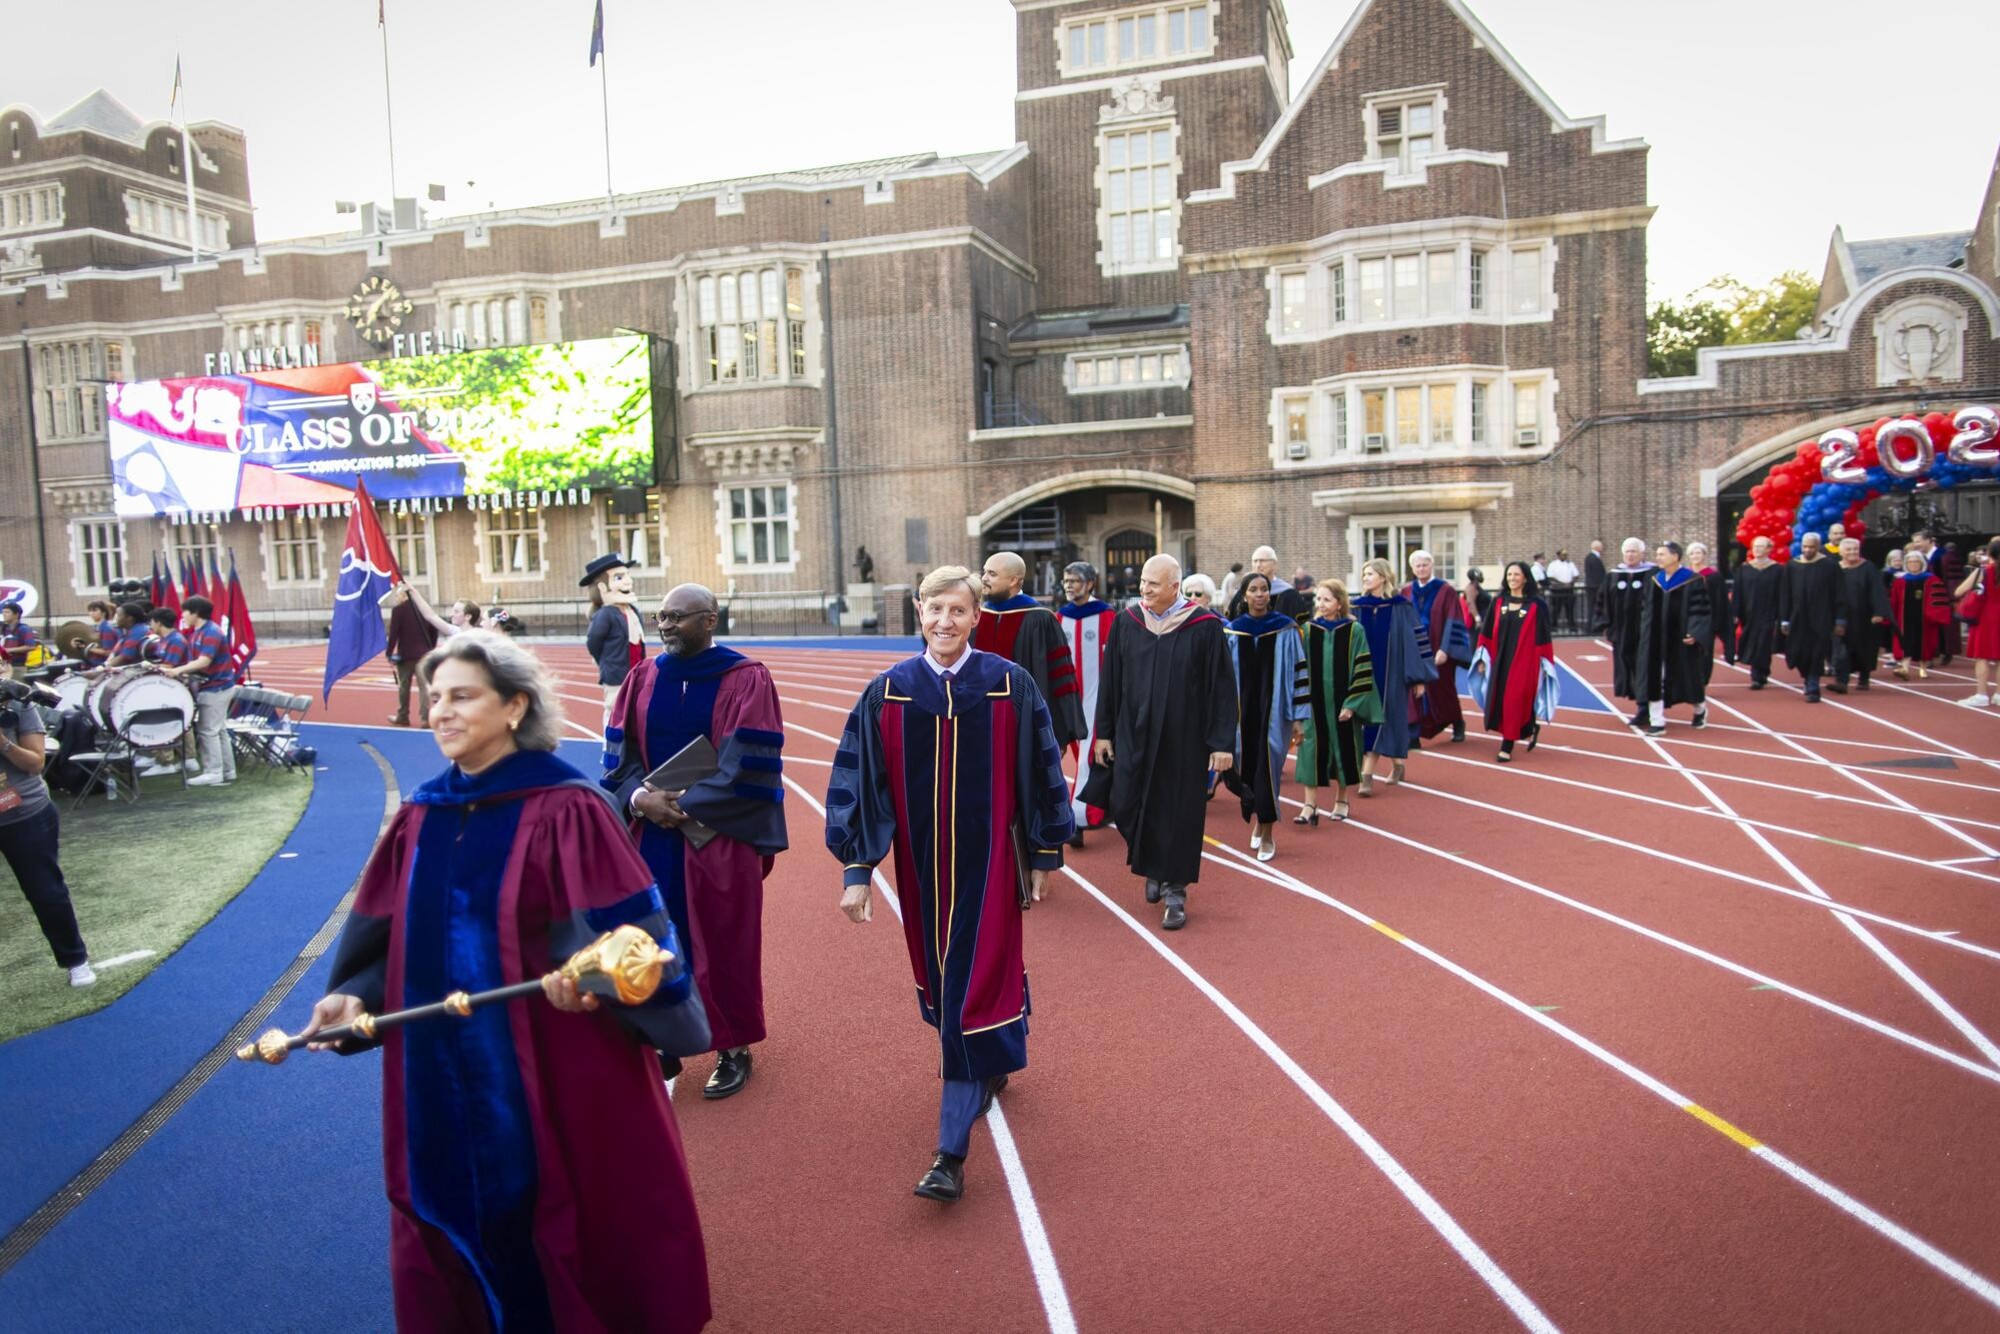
[64,737,135,810]
[125,707,193,793]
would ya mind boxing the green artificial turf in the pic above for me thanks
[0,770,312,1044]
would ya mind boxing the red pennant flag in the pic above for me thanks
[226,551,258,675]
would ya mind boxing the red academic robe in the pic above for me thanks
[328,753,710,1334]
[1891,573,1952,662]
[604,646,788,1053]
[973,595,1088,749]
[1479,595,1555,742]
[1404,578,1465,739]
[1058,599,1117,828]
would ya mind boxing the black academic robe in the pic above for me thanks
[1228,584,1312,625]
[1779,556,1841,676]
[1834,561,1891,680]
[972,596,1088,749]
[1584,550,1609,631]
[1734,562,1782,678]
[1606,563,1659,702]
[1650,568,1712,707]
[1697,567,1734,678]
[1094,603,1237,887]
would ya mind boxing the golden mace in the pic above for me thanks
[236,925,674,1066]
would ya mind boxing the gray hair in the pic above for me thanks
[416,629,565,753]
[918,565,981,604]
[1182,573,1216,599]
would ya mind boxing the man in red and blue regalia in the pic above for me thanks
[827,565,1075,1203]
[604,583,789,1100]
[1056,560,1117,840]
[972,550,1087,751]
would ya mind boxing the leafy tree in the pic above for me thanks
[1646,270,1821,377]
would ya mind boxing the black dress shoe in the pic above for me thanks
[1068,830,1085,850]
[658,1052,683,1082]
[703,1047,752,1100]
[914,1152,965,1202]
[1144,879,1163,904]
[1161,890,1186,931]
[977,1074,1008,1118]
[1451,722,1466,742]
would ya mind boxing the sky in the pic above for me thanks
[3,0,1994,301]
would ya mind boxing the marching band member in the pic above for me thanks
[165,596,238,787]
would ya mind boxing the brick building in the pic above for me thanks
[3,0,1997,637]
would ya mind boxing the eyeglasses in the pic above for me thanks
[654,609,715,627]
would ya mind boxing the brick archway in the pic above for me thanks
[968,468,1196,537]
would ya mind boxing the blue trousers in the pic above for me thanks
[938,1078,986,1158]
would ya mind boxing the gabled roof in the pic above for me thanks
[45,89,147,144]
[1845,231,1970,285]
[1190,0,1643,206]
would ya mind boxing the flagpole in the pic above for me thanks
[380,1,400,202]
[598,29,615,213]
[175,53,199,262]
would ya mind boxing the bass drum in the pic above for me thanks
[52,672,91,714]
[94,669,195,747]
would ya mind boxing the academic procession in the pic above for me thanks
[6,0,2000,1329]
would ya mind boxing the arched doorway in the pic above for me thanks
[1102,529,1155,602]
[974,469,1197,598]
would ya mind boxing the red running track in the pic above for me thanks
[260,640,2000,1331]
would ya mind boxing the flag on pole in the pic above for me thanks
[208,548,227,631]
[149,551,165,607]
[324,482,403,702]
[158,552,182,618]
[226,551,258,676]
[589,0,605,66]
[184,550,207,604]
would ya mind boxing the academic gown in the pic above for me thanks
[1297,616,1382,788]
[1834,561,1891,679]
[1650,567,1712,708]
[1351,594,1438,758]
[1734,562,1782,679]
[972,595,1087,750]
[1605,563,1658,703]
[326,750,710,1334]
[1058,599,1118,829]
[1223,612,1309,824]
[1227,583,1312,624]
[1584,550,1610,632]
[1093,602,1237,888]
[1479,595,1555,742]
[825,651,1073,1085]
[1405,578,1466,739]
[1891,572,1952,662]
[1780,556,1841,676]
[602,645,789,1053]
[1696,566,1735,679]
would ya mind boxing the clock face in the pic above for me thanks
[344,274,414,348]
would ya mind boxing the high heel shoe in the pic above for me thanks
[1293,806,1319,826]
[1331,800,1350,822]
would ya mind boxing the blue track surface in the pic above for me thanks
[0,728,610,1332]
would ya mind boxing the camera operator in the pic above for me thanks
[0,679,93,986]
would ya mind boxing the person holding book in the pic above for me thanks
[603,583,790,1100]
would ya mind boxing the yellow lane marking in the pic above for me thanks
[1206,836,1409,942]
[1683,1102,1763,1150]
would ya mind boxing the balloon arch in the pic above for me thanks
[1733,404,2000,560]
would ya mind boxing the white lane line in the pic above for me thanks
[783,774,1077,1334]
[1199,843,2000,1316]
[1569,671,2000,1073]
[1725,660,2000,771]
[1537,721,1990,787]
[93,949,157,970]
[1710,665,2000,861]
[1546,711,1971,762]
[1526,738,2000,810]
[1389,780,2000,965]
[1414,748,2000,889]
[1060,861,1556,1333]
[1941,857,1997,867]
[778,694,855,717]
[1265,794,2000,1088]
[785,720,844,747]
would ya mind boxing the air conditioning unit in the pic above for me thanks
[1286,440,1309,460]
[1516,428,1540,446]
[1362,433,1388,453]
[1377,107,1402,135]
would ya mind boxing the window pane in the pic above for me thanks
[1107,134,1127,169]
[1468,251,1485,311]
[1515,382,1539,429]
[1118,17,1135,59]
[1109,216,1129,263]
[1154,164,1172,203]
[1089,22,1106,65]
[1168,9,1186,52]
[1155,208,1174,258]
[1120,356,1140,384]
[719,276,738,322]
[1512,248,1542,314]
[1358,259,1386,320]
[1130,213,1151,262]
[771,488,788,516]
[697,276,715,324]
[761,319,780,378]
[1427,251,1454,315]
[1408,136,1433,162]
[1331,394,1348,449]
[1286,400,1307,443]
[733,523,751,564]
[750,488,768,519]
[1139,355,1158,382]
[1409,104,1434,133]
[1189,6,1207,50]
[773,524,790,564]
[1363,389,1385,435]
[790,320,807,377]
[1077,359,1097,387]
[1393,255,1421,318]
[1281,273,1305,333]
[1070,26,1086,69]
[1108,171,1129,213]
[761,269,780,319]
[1152,128,1171,163]
[1470,383,1487,442]
[753,526,770,564]
[730,489,747,520]
[1137,14,1155,55]
[786,267,804,317]
[718,325,739,380]
[1395,387,1421,445]
[1429,384,1454,443]
[735,272,755,320]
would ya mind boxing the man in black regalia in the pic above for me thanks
[1093,554,1237,931]
[1642,542,1712,734]
[1584,540,1610,633]
[1780,532,1842,702]
[1734,536,1783,689]
[973,551,1088,750]
[1605,537,1657,729]
[1831,538,1891,693]
[1686,541,1734,688]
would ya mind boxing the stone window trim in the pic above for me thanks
[1363,85,1448,174]
[438,284,560,350]
[32,336,131,445]
[714,480,802,577]
[382,507,436,585]
[223,309,331,355]
[680,259,820,392]
[0,181,64,235]
[595,490,670,573]
[68,516,127,598]
[477,506,551,583]
[1268,367,1558,468]
[1094,100,1182,278]
[123,188,228,251]
[1266,236,1556,345]
[1343,511,1476,587]
[1056,1,1218,79]
[1065,344,1191,393]
[261,511,327,590]
[164,520,225,579]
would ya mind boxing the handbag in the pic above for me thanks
[1441,617,1476,667]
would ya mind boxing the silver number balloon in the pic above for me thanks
[1818,427,1866,484]
[1948,405,2000,467]
[1875,418,1937,489]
